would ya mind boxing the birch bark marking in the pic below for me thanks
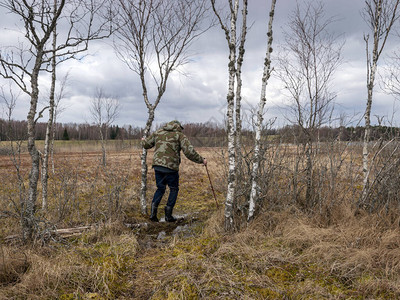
[42,0,58,211]
[224,0,239,231]
[234,0,248,182]
[25,56,42,241]
[248,0,277,221]
[24,0,66,241]
[140,108,154,215]
[362,5,380,207]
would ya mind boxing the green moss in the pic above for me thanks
[84,293,104,300]
[170,276,199,299]
[59,293,75,300]
[266,265,297,283]
[251,287,281,299]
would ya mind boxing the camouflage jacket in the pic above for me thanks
[141,120,204,171]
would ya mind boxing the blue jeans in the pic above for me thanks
[152,170,179,208]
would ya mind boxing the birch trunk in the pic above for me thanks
[234,0,247,183]
[42,0,57,210]
[305,140,313,206]
[292,148,300,204]
[224,0,239,232]
[140,147,149,214]
[51,110,58,174]
[100,126,107,167]
[140,109,154,215]
[361,35,378,205]
[361,77,374,205]
[248,0,277,221]
[25,59,42,242]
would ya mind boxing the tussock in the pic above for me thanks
[0,246,29,288]
[0,223,138,299]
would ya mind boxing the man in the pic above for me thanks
[141,120,207,222]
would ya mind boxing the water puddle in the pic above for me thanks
[125,213,200,247]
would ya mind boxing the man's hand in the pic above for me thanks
[203,158,207,166]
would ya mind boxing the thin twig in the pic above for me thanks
[205,164,219,209]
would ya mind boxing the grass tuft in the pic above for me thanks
[0,222,138,299]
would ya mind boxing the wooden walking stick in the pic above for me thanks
[205,164,219,209]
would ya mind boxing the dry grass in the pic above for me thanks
[1,143,400,298]
[0,139,141,154]
[0,222,138,299]
[129,205,400,299]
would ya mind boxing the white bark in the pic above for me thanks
[41,0,58,211]
[211,0,252,230]
[234,0,248,181]
[24,1,65,242]
[140,147,149,214]
[25,55,44,241]
[223,0,239,231]
[140,110,154,215]
[50,74,68,175]
[248,0,277,221]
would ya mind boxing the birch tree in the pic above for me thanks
[210,0,248,231]
[277,1,342,208]
[0,85,25,214]
[113,0,210,215]
[90,88,120,167]
[383,51,400,98]
[234,0,247,186]
[41,0,58,211]
[50,72,68,175]
[0,0,113,242]
[360,0,400,207]
[248,0,277,221]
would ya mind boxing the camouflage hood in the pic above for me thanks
[163,120,184,132]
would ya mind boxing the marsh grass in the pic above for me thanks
[0,139,141,155]
[130,206,400,299]
[0,222,138,299]
[1,144,400,298]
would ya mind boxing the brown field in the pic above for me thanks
[1,141,400,299]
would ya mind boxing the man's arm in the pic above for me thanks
[180,134,206,165]
[141,133,155,149]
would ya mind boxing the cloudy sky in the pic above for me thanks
[1,0,400,129]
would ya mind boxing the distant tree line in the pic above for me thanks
[0,119,143,141]
[277,125,400,143]
[0,119,233,142]
[1,118,399,143]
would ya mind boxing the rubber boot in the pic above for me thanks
[149,203,159,222]
[164,205,177,222]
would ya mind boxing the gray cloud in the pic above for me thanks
[1,0,400,129]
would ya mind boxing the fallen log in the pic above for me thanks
[3,225,93,243]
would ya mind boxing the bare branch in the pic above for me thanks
[34,105,49,123]
[277,1,343,130]
[276,0,343,208]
